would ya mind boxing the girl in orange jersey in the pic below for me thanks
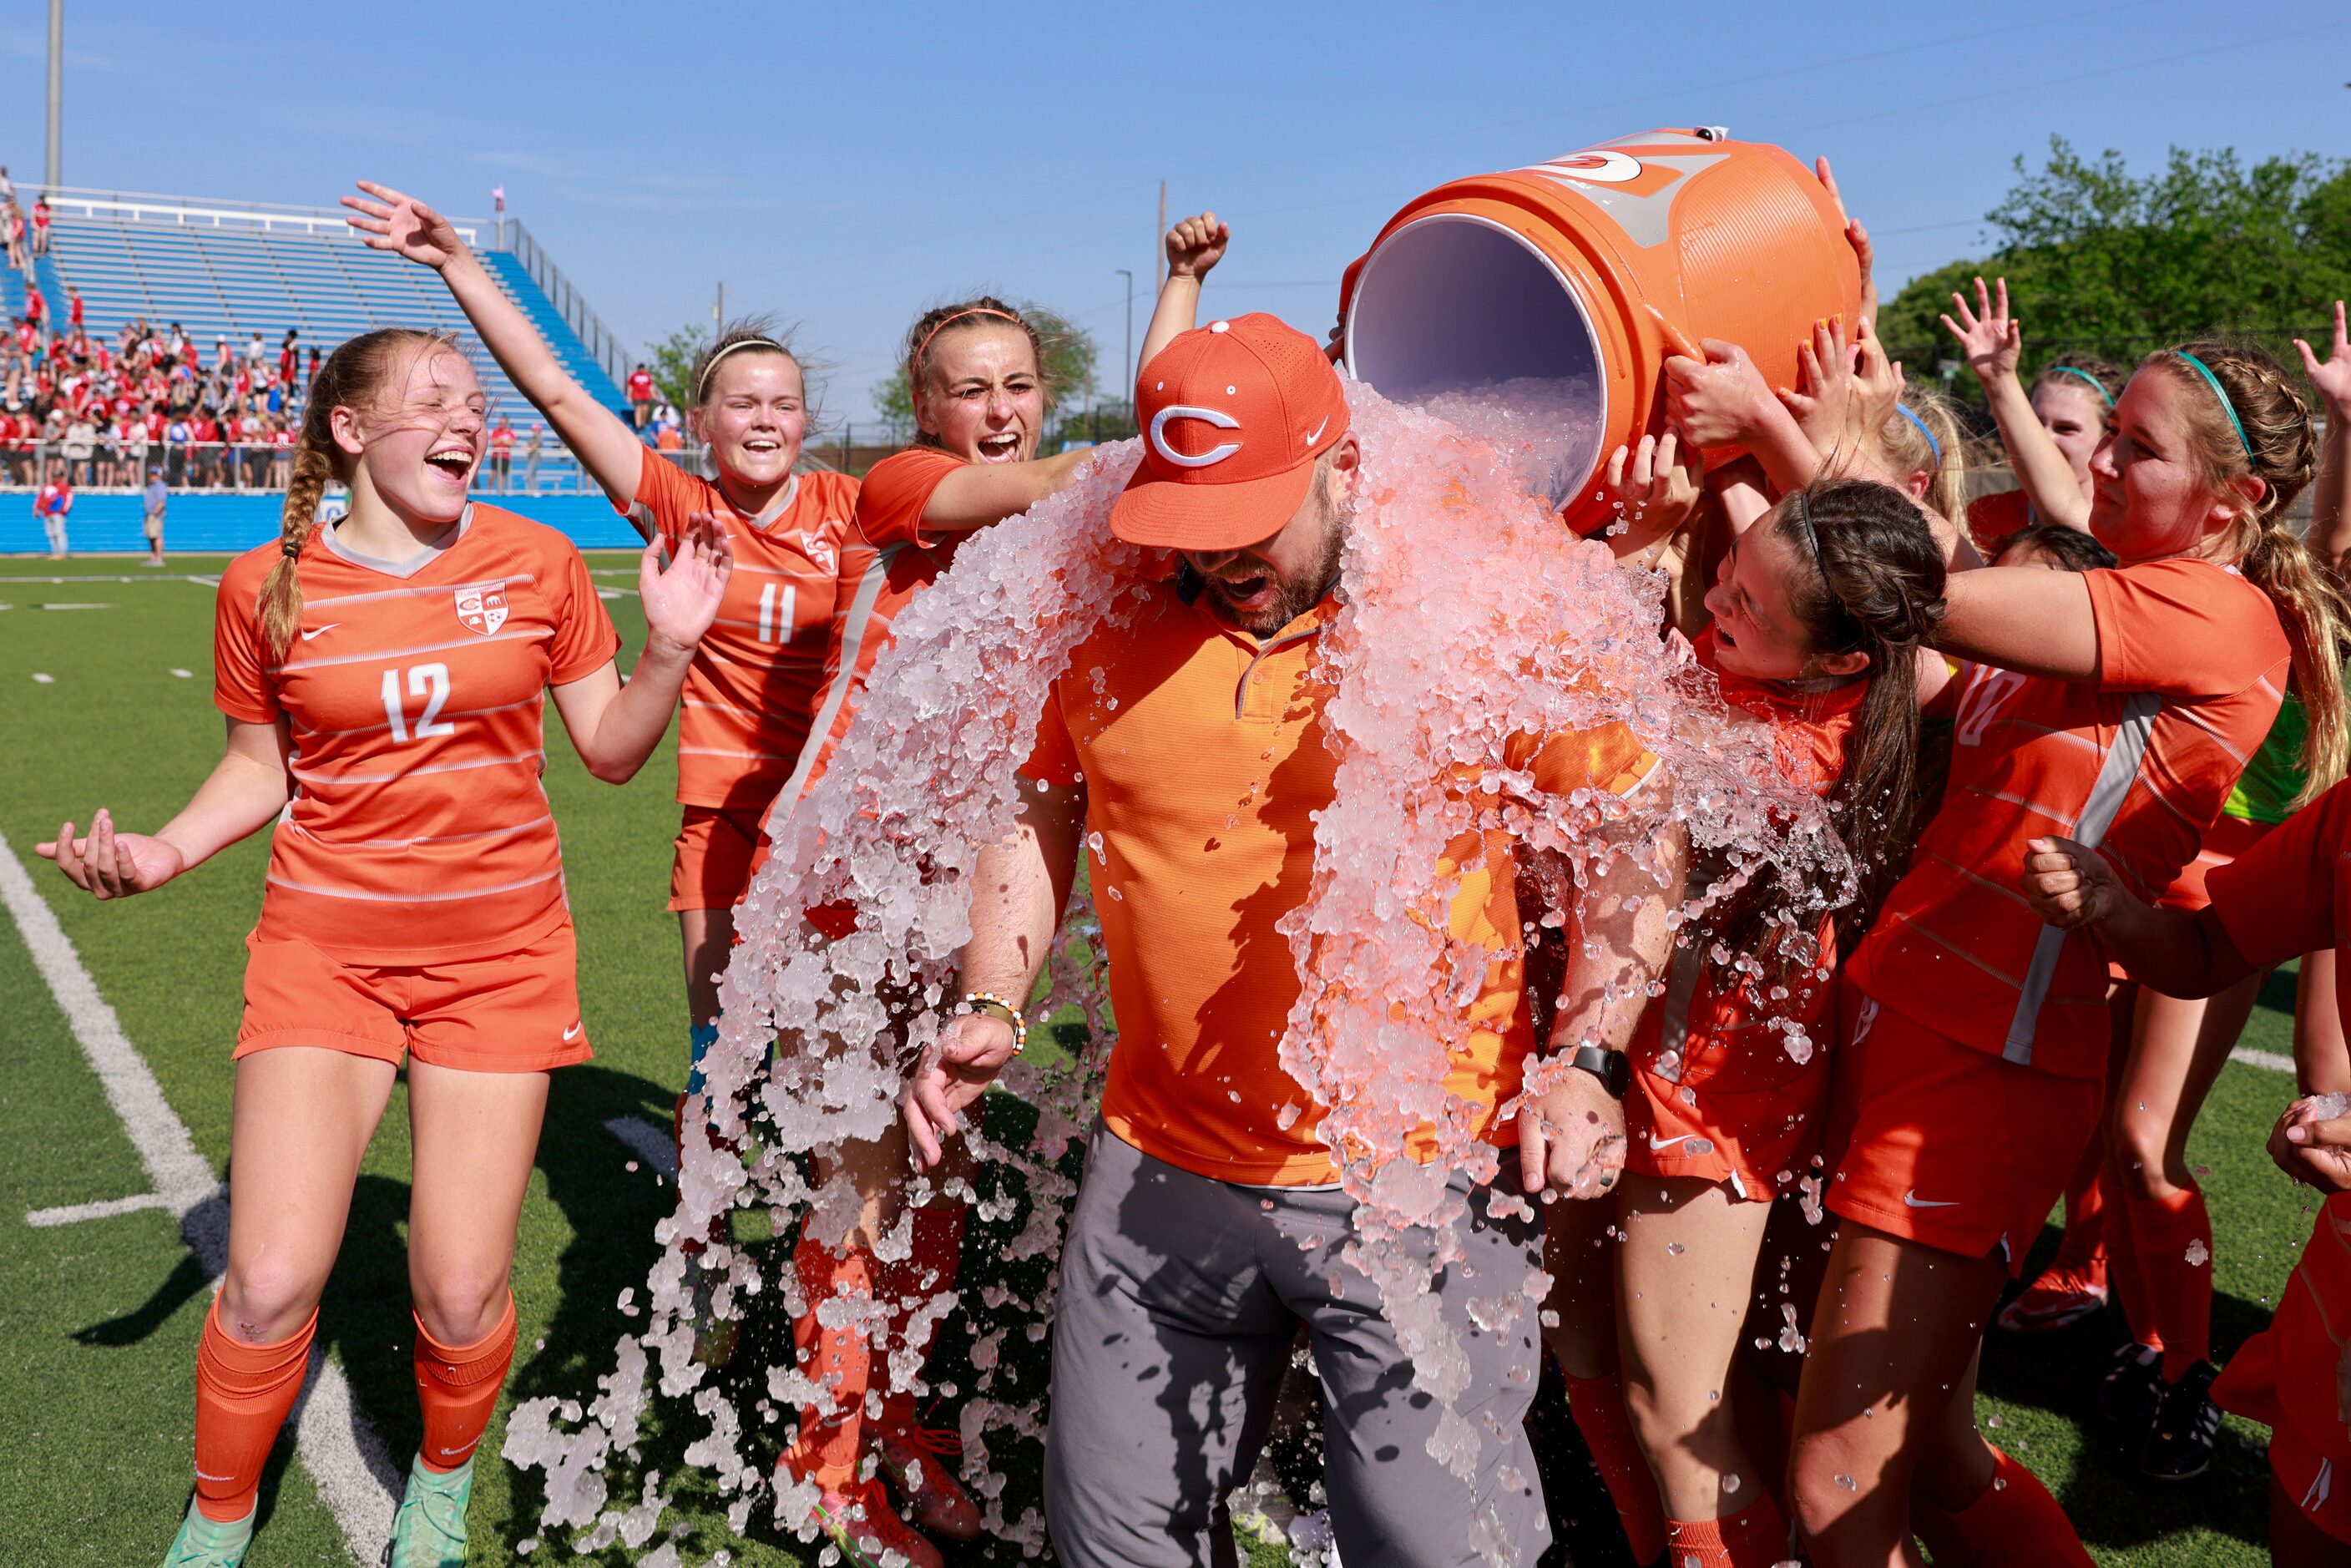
[1550,448,1948,1568]
[773,219,1229,1568]
[39,328,731,1568]
[1945,276,2125,556]
[343,181,859,1142]
[1784,340,2349,1566]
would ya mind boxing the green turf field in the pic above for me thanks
[0,553,2308,1565]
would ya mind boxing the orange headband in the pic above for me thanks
[910,307,1020,382]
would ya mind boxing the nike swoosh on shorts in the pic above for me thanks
[1903,1190,1960,1207]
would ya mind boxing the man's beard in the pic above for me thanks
[1205,514,1347,636]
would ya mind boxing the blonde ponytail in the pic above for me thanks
[256,326,458,658]
[2150,339,2348,806]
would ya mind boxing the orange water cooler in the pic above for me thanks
[1339,128,1860,534]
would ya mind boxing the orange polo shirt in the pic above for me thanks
[1022,574,1658,1186]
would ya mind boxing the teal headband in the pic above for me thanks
[1895,402,1942,465]
[2049,364,2114,408]
[2173,350,2252,462]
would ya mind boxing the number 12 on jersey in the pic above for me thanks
[381,662,455,742]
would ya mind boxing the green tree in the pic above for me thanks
[645,323,709,414]
[869,304,1104,443]
[1880,139,2351,402]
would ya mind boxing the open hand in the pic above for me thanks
[1942,276,2021,386]
[341,181,468,270]
[2295,301,2351,421]
[902,1011,1019,1168]
[38,809,185,899]
[1664,339,1778,449]
[2020,836,2122,929]
[1517,1066,1626,1200]
[640,511,733,652]
[1605,432,1704,546]
[1165,212,1230,281]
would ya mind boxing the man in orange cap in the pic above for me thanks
[902,314,1676,1566]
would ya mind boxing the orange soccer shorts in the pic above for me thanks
[1625,1047,1829,1202]
[235,919,590,1072]
[1823,983,2102,1275]
[669,804,768,913]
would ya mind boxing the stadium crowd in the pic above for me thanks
[28,154,2351,1568]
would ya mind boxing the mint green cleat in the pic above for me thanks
[387,1454,474,1568]
[162,1500,254,1566]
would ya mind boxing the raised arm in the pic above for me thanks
[548,518,731,782]
[1929,564,2100,680]
[39,716,292,898]
[904,772,1086,1166]
[921,446,1096,535]
[343,181,645,512]
[2020,834,2257,999]
[2297,301,2351,583]
[1944,277,2089,532]
[1136,211,1230,375]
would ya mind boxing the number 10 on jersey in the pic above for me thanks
[381,662,455,742]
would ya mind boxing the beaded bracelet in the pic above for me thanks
[956,991,1029,1055]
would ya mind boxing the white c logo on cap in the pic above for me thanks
[1150,404,1242,469]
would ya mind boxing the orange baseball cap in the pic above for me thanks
[1110,313,1350,551]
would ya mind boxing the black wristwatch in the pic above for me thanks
[1566,1044,1631,1100]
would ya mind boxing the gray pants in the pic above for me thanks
[1044,1125,1550,1568]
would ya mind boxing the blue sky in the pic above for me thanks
[2,1,2345,428]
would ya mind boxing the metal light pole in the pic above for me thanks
[46,0,63,190]
[1116,269,1134,416]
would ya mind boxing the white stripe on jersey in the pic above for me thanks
[294,695,541,740]
[303,574,539,613]
[269,630,543,675]
[286,815,554,851]
[291,750,544,786]
[265,867,564,903]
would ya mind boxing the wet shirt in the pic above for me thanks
[1021,577,1659,1187]
[786,447,968,803]
[1849,558,2288,1078]
[1633,630,1860,1091]
[614,453,857,808]
[214,504,618,961]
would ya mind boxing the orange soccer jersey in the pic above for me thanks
[782,447,968,804]
[1847,559,2288,1079]
[1625,632,1860,1197]
[214,503,619,961]
[1022,575,1657,1187]
[616,454,858,810]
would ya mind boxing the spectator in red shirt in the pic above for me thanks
[627,363,655,431]
[67,286,82,330]
[488,416,515,493]
[279,329,299,390]
[29,195,50,257]
[34,463,71,557]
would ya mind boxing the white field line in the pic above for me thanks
[26,1191,173,1227]
[604,1115,679,1179]
[0,833,396,1565]
[2232,1045,2296,1075]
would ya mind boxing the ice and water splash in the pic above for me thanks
[503,379,1850,1563]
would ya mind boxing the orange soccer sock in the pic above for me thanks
[1563,1370,1666,1565]
[192,1297,316,1523]
[2050,1136,2109,1284]
[2101,1169,2163,1354]
[788,1236,878,1491]
[876,1202,967,1437]
[2126,1185,2214,1380]
[1919,1448,2093,1568]
[1662,1496,1792,1568]
[413,1292,518,1474]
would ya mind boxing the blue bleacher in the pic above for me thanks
[37,202,629,492]
[30,244,66,331]
[0,262,22,321]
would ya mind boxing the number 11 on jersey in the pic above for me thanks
[757,581,795,643]
[381,662,455,743]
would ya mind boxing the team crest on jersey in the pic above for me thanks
[806,534,838,575]
[454,581,509,636]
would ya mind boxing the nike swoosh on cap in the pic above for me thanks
[1303,415,1330,445]
[1903,1190,1960,1207]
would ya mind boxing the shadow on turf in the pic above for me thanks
[1974,1222,2271,1556]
